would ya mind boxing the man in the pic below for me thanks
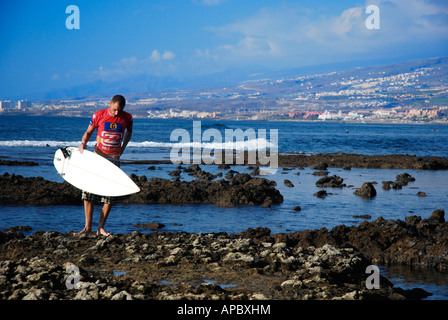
[78,94,133,236]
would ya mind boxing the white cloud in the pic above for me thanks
[91,49,177,81]
[119,56,138,66]
[331,7,363,36]
[150,50,161,62]
[149,50,176,62]
[199,0,448,69]
[162,50,176,60]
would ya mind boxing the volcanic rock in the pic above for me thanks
[354,182,377,198]
[315,175,345,188]
[0,173,283,208]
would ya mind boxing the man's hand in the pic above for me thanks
[78,142,87,154]
[79,125,95,154]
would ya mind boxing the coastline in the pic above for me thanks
[2,152,448,170]
[121,153,448,170]
[1,112,448,125]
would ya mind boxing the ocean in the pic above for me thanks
[0,115,447,299]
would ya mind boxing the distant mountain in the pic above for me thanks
[33,56,448,101]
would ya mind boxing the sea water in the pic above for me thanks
[0,115,447,299]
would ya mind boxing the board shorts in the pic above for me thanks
[81,158,121,204]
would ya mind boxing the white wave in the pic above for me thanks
[0,138,276,150]
[129,137,275,150]
[0,140,89,147]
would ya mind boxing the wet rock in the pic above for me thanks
[284,180,294,187]
[168,169,181,176]
[217,164,230,170]
[354,182,377,198]
[382,173,416,191]
[315,175,345,188]
[134,223,165,230]
[313,190,327,198]
[353,214,371,219]
[277,153,448,170]
[382,181,395,190]
[396,173,416,186]
[0,173,283,208]
[229,173,251,185]
[417,191,427,197]
[3,226,32,233]
[310,162,328,170]
[224,172,234,180]
[183,164,201,173]
[428,209,445,224]
[0,216,442,301]
[0,173,81,206]
[0,160,38,166]
[312,171,329,176]
[188,170,221,181]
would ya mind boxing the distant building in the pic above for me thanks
[18,100,32,109]
[318,110,343,120]
[344,111,364,120]
[288,111,305,118]
[406,108,440,118]
[0,101,13,111]
[303,111,321,119]
[373,109,397,118]
[197,112,217,118]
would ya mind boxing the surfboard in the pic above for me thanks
[53,147,140,197]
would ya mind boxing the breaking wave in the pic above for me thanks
[0,138,276,151]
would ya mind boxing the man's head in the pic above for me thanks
[109,95,126,116]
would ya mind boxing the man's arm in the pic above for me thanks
[78,125,95,153]
[120,122,133,156]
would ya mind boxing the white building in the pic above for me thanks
[18,100,32,109]
[318,110,343,120]
[373,109,397,118]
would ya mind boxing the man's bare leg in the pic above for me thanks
[80,200,94,234]
[97,203,112,236]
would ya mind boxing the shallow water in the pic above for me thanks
[2,162,447,235]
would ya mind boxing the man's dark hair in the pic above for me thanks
[111,95,126,109]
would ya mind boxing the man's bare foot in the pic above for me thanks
[97,228,111,236]
[78,228,94,235]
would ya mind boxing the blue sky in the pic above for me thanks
[1,0,447,99]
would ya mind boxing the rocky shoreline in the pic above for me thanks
[0,209,445,301]
[2,152,448,170]
[140,152,448,170]
[0,170,283,208]
[1,153,446,208]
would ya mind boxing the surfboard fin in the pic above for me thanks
[60,147,71,159]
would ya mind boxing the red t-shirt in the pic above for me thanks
[89,108,133,155]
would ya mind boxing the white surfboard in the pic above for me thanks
[53,147,140,197]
